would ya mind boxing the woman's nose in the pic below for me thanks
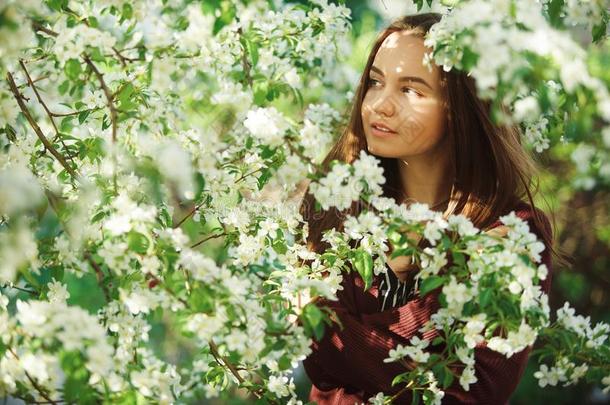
[372,92,395,117]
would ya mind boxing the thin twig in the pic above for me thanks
[112,47,127,68]
[50,106,102,117]
[235,167,265,183]
[237,27,254,88]
[17,74,50,88]
[173,201,206,229]
[111,47,143,66]
[207,340,273,402]
[5,71,78,179]
[8,348,61,405]
[44,190,112,303]
[0,284,39,296]
[31,22,59,37]
[84,251,111,302]
[190,232,226,249]
[83,54,118,143]
[18,59,77,167]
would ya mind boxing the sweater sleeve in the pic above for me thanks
[303,207,553,403]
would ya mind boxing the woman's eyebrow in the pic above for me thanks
[370,65,433,90]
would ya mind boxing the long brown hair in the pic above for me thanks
[300,13,562,265]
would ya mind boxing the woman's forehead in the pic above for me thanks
[373,31,439,80]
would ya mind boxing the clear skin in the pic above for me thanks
[361,31,508,282]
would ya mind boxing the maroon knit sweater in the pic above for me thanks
[303,204,553,404]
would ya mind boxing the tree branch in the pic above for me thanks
[207,340,273,402]
[18,59,78,166]
[31,22,58,37]
[8,348,61,405]
[173,201,206,229]
[84,251,111,302]
[191,232,226,249]
[5,71,78,179]
[83,54,118,143]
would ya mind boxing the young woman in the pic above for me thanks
[299,13,557,404]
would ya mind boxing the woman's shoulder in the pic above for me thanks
[490,200,552,234]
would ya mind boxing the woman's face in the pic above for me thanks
[361,31,447,160]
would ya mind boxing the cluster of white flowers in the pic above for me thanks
[11,296,114,384]
[486,320,537,357]
[52,18,117,65]
[384,335,431,364]
[541,0,607,31]
[0,148,43,216]
[267,374,297,398]
[244,106,291,147]
[310,150,386,210]
[424,0,610,161]
[442,276,475,315]
[343,211,389,263]
[129,348,183,403]
[534,357,591,388]
[0,221,40,284]
[0,3,37,70]
[524,116,551,153]
[570,141,610,190]
[556,301,610,350]
[102,192,157,237]
[461,313,486,349]
[298,103,342,161]
[175,4,215,52]
[386,210,564,399]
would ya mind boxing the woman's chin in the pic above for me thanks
[366,140,406,159]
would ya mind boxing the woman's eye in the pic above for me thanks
[402,87,422,97]
[368,79,381,87]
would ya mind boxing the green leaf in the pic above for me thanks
[117,83,136,111]
[592,20,607,43]
[253,82,268,105]
[121,3,133,20]
[21,269,41,290]
[390,247,414,259]
[272,237,287,255]
[479,288,493,307]
[303,303,325,341]
[411,390,421,405]
[441,366,454,388]
[353,249,373,290]
[452,251,466,267]
[461,47,479,72]
[546,0,566,28]
[64,58,82,80]
[391,372,410,387]
[419,275,445,296]
[246,37,259,67]
[58,80,70,95]
[127,231,149,254]
[46,0,69,12]
[78,109,91,124]
[432,336,444,346]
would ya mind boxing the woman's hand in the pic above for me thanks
[386,230,421,283]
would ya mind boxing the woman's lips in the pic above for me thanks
[370,123,398,137]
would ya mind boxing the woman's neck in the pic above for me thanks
[397,150,454,209]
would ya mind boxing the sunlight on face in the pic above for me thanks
[361,31,447,160]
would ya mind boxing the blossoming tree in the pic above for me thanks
[0,0,608,404]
